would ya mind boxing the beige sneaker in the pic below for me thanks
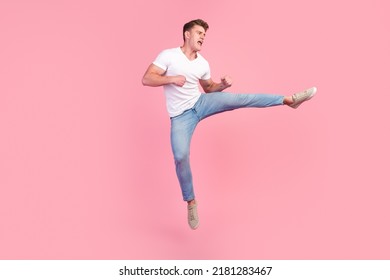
[289,87,317,109]
[187,202,199,230]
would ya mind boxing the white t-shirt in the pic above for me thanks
[153,47,211,117]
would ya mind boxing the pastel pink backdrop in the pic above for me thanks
[1,0,389,259]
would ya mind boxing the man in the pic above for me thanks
[142,19,316,230]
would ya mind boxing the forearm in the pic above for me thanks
[204,81,229,93]
[142,73,172,87]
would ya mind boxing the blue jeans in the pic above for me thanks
[170,92,284,201]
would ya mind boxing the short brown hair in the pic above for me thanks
[183,19,209,41]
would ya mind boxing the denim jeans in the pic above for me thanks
[170,92,284,201]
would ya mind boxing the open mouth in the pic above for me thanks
[197,40,203,46]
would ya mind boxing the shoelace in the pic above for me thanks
[293,90,309,102]
[188,206,197,221]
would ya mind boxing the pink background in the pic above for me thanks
[1,0,389,259]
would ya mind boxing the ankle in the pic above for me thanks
[187,199,196,206]
[283,96,294,105]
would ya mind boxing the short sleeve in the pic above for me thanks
[201,60,211,80]
[152,50,170,71]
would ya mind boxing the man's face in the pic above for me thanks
[187,25,206,51]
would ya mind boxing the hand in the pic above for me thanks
[171,75,186,87]
[221,75,233,88]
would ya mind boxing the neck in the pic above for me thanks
[180,45,197,60]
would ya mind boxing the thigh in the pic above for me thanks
[170,110,199,160]
[194,92,234,117]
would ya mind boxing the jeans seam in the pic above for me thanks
[191,108,201,121]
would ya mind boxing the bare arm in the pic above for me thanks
[199,76,233,93]
[142,64,186,87]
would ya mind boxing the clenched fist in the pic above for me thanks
[171,75,186,87]
[221,76,233,88]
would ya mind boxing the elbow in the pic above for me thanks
[202,85,211,93]
[203,86,213,93]
[141,76,149,86]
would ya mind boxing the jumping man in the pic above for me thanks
[142,19,317,230]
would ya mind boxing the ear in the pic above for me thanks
[185,30,190,40]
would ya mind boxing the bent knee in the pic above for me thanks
[174,153,190,165]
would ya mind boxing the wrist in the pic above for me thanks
[167,76,175,85]
[221,83,229,91]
